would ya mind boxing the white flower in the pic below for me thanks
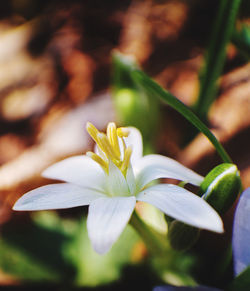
[13,122,223,254]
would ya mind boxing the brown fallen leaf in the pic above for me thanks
[0,93,115,211]
[150,0,189,41]
[0,19,35,62]
[178,63,250,187]
[0,20,57,122]
[0,134,27,165]
[62,50,96,104]
[156,54,202,106]
[119,0,153,64]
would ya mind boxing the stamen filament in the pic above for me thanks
[121,146,132,173]
[97,133,119,160]
[107,122,120,158]
[86,151,108,173]
[121,137,126,158]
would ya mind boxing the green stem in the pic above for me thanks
[132,70,232,164]
[215,243,232,281]
[194,0,242,121]
[130,211,168,255]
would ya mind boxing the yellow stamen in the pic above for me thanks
[86,122,100,144]
[121,146,132,173]
[97,133,119,160]
[117,127,130,138]
[86,122,133,176]
[119,137,126,161]
[86,151,108,173]
[86,122,114,160]
[107,122,120,158]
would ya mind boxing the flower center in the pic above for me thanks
[86,122,132,176]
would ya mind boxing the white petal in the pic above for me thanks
[124,127,143,165]
[134,154,204,190]
[42,155,106,191]
[87,196,136,254]
[137,184,223,233]
[126,165,136,194]
[107,161,130,196]
[13,183,105,211]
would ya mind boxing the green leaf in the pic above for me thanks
[227,266,250,290]
[112,52,138,91]
[131,69,232,163]
[194,0,242,121]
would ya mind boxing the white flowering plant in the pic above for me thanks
[10,52,244,289]
[14,121,223,255]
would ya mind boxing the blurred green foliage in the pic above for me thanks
[194,0,242,121]
[112,52,160,154]
[131,69,231,163]
[227,267,250,291]
[0,212,75,283]
[0,211,140,286]
[0,211,197,287]
[232,24,250,60]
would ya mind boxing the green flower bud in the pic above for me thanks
[114,88,137,121]
[168,220,200,251]
[199,163,241,214]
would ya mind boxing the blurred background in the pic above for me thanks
[0,0,249,290]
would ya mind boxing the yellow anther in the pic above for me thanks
[86,151,108,173]
[97,133,119,160]
[121,146,132,173]
[107,122,120,158]
[86,122,100,144]
[117,127,130,138]
[86,122,133,176]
